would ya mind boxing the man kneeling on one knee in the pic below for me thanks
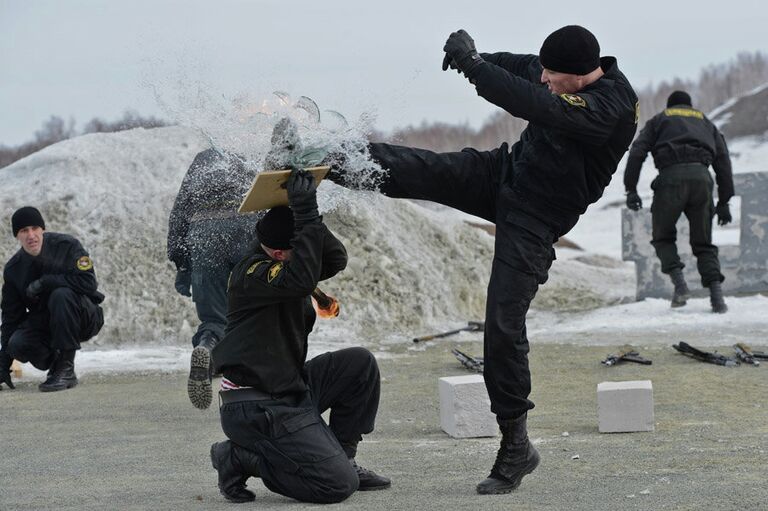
[209,169,390,504]
[0,207,104,392]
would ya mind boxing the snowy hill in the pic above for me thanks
[710,82,768,140]
[0,123,635,348]
[2,82,767,356]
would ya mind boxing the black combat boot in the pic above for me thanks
[210,441,260,503]
[349,458,391,491]
[188,331,219,409]
[669,269,690,308]
[709,281,728,313]
[0,350,15,390]
[476,413,540,495]
[39,350,78,392]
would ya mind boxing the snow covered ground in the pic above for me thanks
[2,96,767,378]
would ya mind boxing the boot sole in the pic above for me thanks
[188,347,212,409]
[476,450,541,495]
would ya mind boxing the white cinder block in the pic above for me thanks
[439,375,497,438]
[597,380,655,433]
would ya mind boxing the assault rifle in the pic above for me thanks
[733,343,765,366]
[412,321,484,343]
[601,347,652,366]
[673,342,739,367]
[451,348,484,373]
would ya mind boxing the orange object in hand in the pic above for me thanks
[312,288,340,318]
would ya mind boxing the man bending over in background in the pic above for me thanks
[624,90,734,313]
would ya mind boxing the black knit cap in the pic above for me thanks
[11,206,45,237]
[667,90,692,107]
[256,206,294,250]
[539,25,601,75]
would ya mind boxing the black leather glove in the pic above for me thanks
[25,278,45,300]
[626,191,643,211]
[286,168,320,227]
[175,267,192,297]
[715,201,732,226]
[442,30,484,78]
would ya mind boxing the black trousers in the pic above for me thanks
[187,214,259,346]
[366,143,555,419]
[6,287,103,370]
[650,164,723,287]
[218,347,381,503]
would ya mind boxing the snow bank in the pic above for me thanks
[0,122,641,348]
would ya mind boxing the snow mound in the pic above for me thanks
[1,126,636,347]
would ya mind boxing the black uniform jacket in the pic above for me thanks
[623,104,734,202]
[167,149,257,268]
[1,232,104,348]
[213,221,347,396]
[474,53,638,236]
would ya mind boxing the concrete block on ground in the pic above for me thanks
[597,380,654,433]
[439,374,497,438]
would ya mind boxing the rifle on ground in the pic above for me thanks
[451,348,484,373]
[733,343,764,366]
[673,342,739,367]
[601,347,652,366]
[412,321,484,343]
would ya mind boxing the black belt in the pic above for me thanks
[219,388,275,404]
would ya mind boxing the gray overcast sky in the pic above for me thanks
[1,0,766,146]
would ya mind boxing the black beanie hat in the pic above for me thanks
[539,25,601,75]
[11,206,45,237]
[256,206,294,250]
[667,90,692,107]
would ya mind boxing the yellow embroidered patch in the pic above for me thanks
[76,256,93,271]
[560,93,587,107]
[664,108,704,119]
[267,262,283,283]
[634,101,640,124]
[246,260,267,275]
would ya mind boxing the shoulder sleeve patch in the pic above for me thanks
[246,259,269,275]
[76,256,93,271]
[634,101,640,124]
[267,262,284,283]
[560,93,587,108]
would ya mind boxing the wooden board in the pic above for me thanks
[238,166,330,213]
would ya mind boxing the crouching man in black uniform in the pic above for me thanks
[208,169,390,504]
[325,26,638,494]
[0,207,104,392]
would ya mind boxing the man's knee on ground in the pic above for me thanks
[6,331,28,362]
[7,331,52,370]
[308,466,359,503]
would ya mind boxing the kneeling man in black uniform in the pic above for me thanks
[209,169,390,504]
[0,206,104,392]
